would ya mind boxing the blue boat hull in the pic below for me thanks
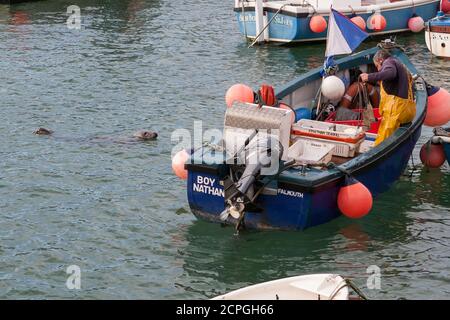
[235,1,440,43]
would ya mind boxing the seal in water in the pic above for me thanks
[34,128,53,135]
[132,130,158,140]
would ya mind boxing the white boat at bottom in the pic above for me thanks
[212,274,366,300]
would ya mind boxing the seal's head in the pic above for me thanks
[133,130,158,140]
[34,128,53,135]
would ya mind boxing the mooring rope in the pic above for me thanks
[328,278,369,300]
[249,4,288,48]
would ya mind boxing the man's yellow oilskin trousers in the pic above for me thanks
[374,79,416,146]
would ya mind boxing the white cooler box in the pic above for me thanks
[287,140,335,165]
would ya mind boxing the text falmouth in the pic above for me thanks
[193,176,304,198]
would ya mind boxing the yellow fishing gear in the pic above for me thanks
[374,77,416,146]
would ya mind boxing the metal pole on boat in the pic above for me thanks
[249,4,287,48]
[255,0,265,44]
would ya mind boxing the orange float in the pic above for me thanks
[338,176,373,219]
[225,84,254,108]
[420,142,446,168]
[310,15,327,33]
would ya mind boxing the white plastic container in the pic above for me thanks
[294,136,362,158]
[287,139,335,165]
[358,133,378,153]
[292,119,365,143]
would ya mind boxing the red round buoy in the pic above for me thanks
[310,15,327,33]
[225,84,254,108]
[351,16,366,31]
[425,87,450,127]
[12,11,30,25]
[367,14,387,32]
[172,149,190,180]
[408,15,425,33]
[338,176,373,219]
[441,0,450,14]
[420,142,446,168]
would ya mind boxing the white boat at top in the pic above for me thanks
[234,0,440,44]
[425,11,450,58]
[212,274,365,300]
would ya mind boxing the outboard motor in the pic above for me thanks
[220,134,283,224]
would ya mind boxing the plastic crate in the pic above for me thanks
[293,136,363,158]
[325,108,381,134]
[358,133,378,153]
[287,139,335,165]
[292,119,365,144]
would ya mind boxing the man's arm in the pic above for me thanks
[367,60,397,82]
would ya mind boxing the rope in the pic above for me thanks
[328,278,368,300]
[345,279,369,300]
[249,4,288,48]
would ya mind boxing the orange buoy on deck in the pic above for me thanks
[225,84,254,108]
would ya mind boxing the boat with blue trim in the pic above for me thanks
[425,11,450,58]
[431,127,450,165]
[184,44,427,231]
[234,0,440,44]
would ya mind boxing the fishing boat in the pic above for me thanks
[234,0,440,44]
[212,274,366,300]
[425,11,450,58]
[181,42,427,231]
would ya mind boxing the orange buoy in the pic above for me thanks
[172,149,190,180]
[420,142,446,168]
[225,84,254,108]
[351,16,366,31]
[425,86,450,127]
[338,176,373,219]
[367,13,387,32]
[12,11,30,25]
[408,15,425,33]
[310,15,327,33]
[442,0,450,13]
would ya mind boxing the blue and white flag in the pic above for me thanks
[325,9,368,57]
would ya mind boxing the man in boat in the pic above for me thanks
[360,49,416,146]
